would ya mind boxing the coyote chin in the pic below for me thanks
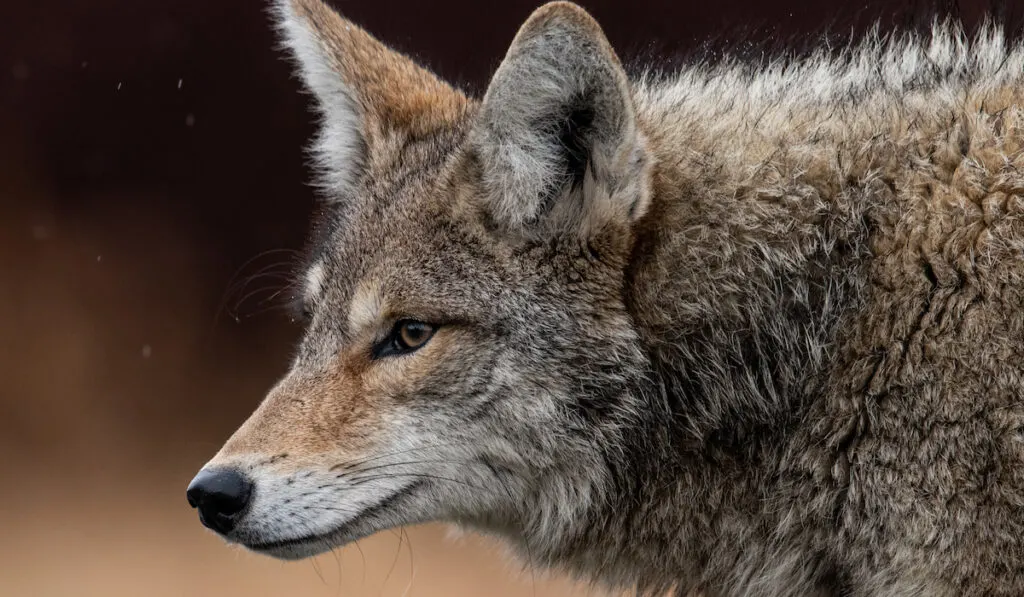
[188,1,1024,595]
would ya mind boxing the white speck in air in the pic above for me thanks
[177,78,183,89]
[116,82,122,91]
[185,113,195,127]
[81,61,89,68]
[142,345,152,358]
[96,255,102,262]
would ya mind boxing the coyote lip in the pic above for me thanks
[243,480,424,557]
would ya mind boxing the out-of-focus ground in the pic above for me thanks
[1,0,1011,595]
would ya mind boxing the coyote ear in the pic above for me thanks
[274,0,469,198]
[469,2,651,238]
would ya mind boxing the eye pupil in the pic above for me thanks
[372,319,437,359]
[399,321,433,349]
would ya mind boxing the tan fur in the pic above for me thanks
[285,0,467,139]
[216,349,382,462]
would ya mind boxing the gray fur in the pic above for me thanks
[470,5,651,236]
[195,2,1024,596]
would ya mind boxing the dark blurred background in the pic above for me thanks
[0,0,1015,595]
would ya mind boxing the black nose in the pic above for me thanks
[186,468,253,534]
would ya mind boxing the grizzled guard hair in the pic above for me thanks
[186,1,1024,596]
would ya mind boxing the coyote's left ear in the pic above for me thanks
[274,0,469,197]
[470,2,651,238]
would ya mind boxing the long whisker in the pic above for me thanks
[384,526,404,590]
[353,539,367,587]
[483,459,537,595]
[214,248,300,326]
[330,546,343,597]
[221,249,299,296]
[337,458,485,478]
[310,550,327,586]
[262,279,303,308]
[401,526,416,597]
[236,300,298,321]
[229,274,300,314]
[328,442,468,471]
[346,472,486,491]
[305,505,366,514]
[230,270,299,299]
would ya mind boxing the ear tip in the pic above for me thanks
[520,1,606,38]
[270,0,351,28]
[529,1,594,19]
[269,0,304,18]
[270,0,366,60]
[269,0,323,13]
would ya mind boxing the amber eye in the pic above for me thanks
[398,321,434,349]
[372,320,437,359]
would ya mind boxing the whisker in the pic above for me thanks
[483,459,537,595]
[339,458,485,478]
[214,248,300,326]
[329,545,343,596]
[353,539,367,587]
[328,442,468,471]
[401,527,416,597]
[237,301,298,321]
[263,280,303,308]
[310,552,327,586]
[304,505,365,514]
[347,472,486,491]
[221,248,300,293]
[229,274,300,314]
[384,527,404,590]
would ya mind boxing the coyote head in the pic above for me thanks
[188,0,654,563]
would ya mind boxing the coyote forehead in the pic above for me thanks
[186,1,1024,596]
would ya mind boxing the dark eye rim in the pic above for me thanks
[371,319,438,359]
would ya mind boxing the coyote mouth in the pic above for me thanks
[244,480,424,558]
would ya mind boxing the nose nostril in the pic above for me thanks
[186,468,253,534]
[186,485,202,509]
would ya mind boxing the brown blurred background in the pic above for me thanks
[0,0,1015,595]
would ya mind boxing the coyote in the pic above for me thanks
[187,1,1024,595]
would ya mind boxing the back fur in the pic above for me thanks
[620,21,1024,596]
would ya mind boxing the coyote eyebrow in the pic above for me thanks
[347,279,386,334]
